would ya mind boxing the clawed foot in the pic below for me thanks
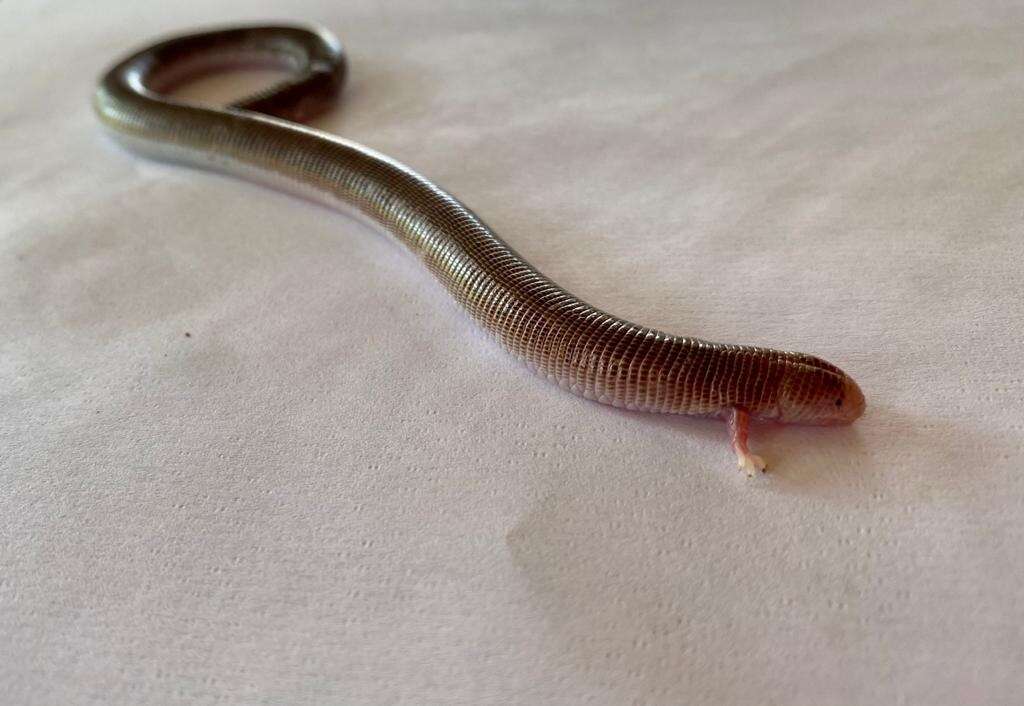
[736,448,766,477]
[727,407,768,477]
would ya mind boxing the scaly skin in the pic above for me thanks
[93,25,866,475]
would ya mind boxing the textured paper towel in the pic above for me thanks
[3,1,1024,704]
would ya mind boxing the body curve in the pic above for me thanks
[93,25,865,471]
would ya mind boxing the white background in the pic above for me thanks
[3,1,1023,704]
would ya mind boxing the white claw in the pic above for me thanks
[736,450,767,477]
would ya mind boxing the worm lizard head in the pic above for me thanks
[775,356,866,426]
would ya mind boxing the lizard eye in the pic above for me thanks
[835,398,843,407]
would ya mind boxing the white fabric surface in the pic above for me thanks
[4,1,1024,703]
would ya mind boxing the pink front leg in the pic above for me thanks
[727,407,767,476]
